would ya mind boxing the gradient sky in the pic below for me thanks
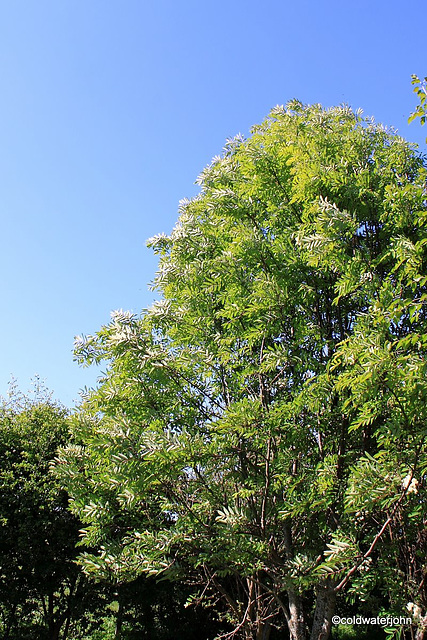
[0,0,426,407]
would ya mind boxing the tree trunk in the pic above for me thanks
[61,610,71,640]
[114,598,123,640]
[309,580,336,640]
[287,588,307,640]
[416,617,427,640]
[256,621,272,640]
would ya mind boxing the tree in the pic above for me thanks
[57,101,427,640]
[0,382,219,640]
[409,74,427,141]
[0,384,107,640]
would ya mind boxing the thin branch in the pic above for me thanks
[335,449,424,593]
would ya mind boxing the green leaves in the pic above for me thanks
[58,101,427,639]
[409,75,427,136]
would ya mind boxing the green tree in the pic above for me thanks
[57,102,427,640]
[409,74,427,141]
[0,384,107,640]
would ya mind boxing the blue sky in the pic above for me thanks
[0,0,425,406]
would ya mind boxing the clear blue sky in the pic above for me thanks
[0,0,425,406]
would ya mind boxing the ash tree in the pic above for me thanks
[56,101,427,640]
[409,74,427,140]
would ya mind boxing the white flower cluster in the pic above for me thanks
[402,474,419,494]
[407,602,423,619]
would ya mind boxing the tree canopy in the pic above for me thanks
[57,101,427,640]
[409,75,427,140]
[0,388,84,640]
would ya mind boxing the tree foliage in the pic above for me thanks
[409,74,427,141]
[57,102,427,640]
[0,387,86,640]
[0,382,222,640]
